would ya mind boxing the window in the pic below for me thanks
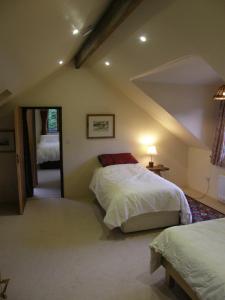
[48,109,58,133]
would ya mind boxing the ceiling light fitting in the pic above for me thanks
[72,28,79,35]
[139,35,147,42]
[213,85,225,101]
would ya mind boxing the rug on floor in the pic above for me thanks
[186,195,225,223]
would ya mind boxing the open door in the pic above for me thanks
[26,109,38,187]
[15,106,26,214]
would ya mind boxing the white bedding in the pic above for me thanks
[37,134,60,164]
[150,218,225,300]
[89,163,191,229]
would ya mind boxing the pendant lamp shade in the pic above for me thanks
[213,85,225,101]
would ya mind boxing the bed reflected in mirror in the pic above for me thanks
[22,107,63,200]
[34,108,61,198]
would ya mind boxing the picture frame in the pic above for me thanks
[87,114,115,139]
[0,130,15,152]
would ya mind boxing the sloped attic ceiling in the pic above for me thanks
[87,0,225,148]
[133,56,225,149]
[0,0,108,96]
[1,0,225,149]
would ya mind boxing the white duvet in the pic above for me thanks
[150,218,225,300]
[37,134,60,164]
[89,163,191,229]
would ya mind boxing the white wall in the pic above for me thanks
[1,0,225,203]
[0,64,188,200]
[187,147,225,199]
[135,81,219,148]
[90,0,225,149]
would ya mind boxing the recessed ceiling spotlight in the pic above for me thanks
[72,28,79,35]
[104,61,111,67]
[139,35,147,42]
[58,60,64,65]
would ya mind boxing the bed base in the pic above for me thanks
[39,161,60,169]
[162,258,199,300]
[120,211,179,233]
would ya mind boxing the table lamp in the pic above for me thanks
[147,145,157,167]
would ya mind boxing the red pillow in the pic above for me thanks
[98,153,138,167]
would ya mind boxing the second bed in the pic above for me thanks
[90,161,192,232]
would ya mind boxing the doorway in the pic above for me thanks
[22,107,64,201]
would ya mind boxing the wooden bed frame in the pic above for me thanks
[162,258,200,300]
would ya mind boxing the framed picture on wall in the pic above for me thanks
[0,130,15,152]
[87,114,115,139]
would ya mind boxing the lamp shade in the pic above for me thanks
[213,85,225,101]
[147,145,157,155]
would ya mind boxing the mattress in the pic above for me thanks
[90,163,191,229]
[150,218,225,300]
[37,134,60,164]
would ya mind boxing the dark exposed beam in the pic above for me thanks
[74,0,144,68]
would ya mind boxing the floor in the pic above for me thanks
[0,197,189,300]
[34,169,61,198]
[183,187,225,215]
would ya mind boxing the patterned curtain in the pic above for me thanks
[211,102,225,167]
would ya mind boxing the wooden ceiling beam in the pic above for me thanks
[74,0,143,68]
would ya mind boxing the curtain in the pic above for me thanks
[211,102,225,167]
[40,109,48,135]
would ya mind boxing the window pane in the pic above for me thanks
[48,109,58,133]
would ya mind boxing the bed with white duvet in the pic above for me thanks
[90,163,192,232]
[37,134,60,164]
[150,218,225,300]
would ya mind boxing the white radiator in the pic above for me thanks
[218,175,225,204]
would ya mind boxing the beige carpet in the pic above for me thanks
[34,169,61,198]
[0,197,189,300]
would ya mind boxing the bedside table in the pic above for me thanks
[146,165,169,176]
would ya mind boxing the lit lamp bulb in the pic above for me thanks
[147,145,157,167]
